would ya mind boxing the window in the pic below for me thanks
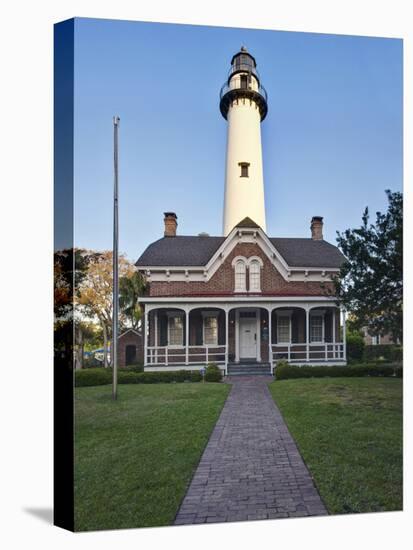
[310,315,324,343]
[372,335,381,345]
[203,315,218,346]
[249,260,261,292]
[239,162,250,178]
[277,316,291,343]
[240,74,248,89]
[234,260,246,292]
[168,315,183,346]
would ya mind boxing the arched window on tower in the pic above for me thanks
[234,259,247,292]
[249,260,261,292]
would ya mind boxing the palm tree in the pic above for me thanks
[119,272,146,330]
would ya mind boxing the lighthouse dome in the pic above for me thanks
[219,47,268,121]
[230,47,258,80]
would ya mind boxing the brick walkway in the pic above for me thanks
[174,376,327,525]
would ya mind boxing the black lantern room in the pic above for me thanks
[219,47,268,121]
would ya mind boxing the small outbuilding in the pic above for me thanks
[118,329,143,367]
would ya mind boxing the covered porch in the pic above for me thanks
[141,298,347,373]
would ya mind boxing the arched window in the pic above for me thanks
[234,259,246,292]
[249,260,261,292]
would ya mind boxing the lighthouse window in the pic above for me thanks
[239,162,250,178]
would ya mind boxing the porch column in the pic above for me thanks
[235,310,239,363]
[268,308,272,369]
[306,308,310,362]
[342,308,347,362]
[256,309,262,362]
[154,311,158,363]
[185,308,189,365]
[332,308,336,359]
[144,309,149,366]
[225,309,229,374]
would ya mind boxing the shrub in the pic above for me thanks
[275,363,402,381]
[118,370,202,384]
[75,368,204,386]
[204,363,223,382]
[122,363,144,373]
[346,332,365,361]
[82,356,103,369]
[75,368,112,387]
[189,371,203,382]
[273,359,289,375]
[364,344,403,363]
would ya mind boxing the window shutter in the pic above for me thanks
[325,312,332,342]
[218,311,225,345]
[159,314,168,346]
[292,312,299,343]
[195,318,203,345]
[183,316,187,346]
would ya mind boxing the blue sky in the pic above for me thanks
[73,18,402,262]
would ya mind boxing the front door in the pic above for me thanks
[239,318,257,359]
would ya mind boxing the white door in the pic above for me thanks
[239,318,257,359]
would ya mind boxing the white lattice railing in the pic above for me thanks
[272,343,345,363]
[146,345,227,366]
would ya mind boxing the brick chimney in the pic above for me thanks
[164,212,178,237]
[310,216,323,240]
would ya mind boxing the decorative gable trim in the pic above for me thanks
[118,328,142,339]
[139,226,339,283]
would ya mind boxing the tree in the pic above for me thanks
[333,190,402,342]
[77,251,135,367]
[119,271,146,330]
[54,248,91,361]
[54,248,90,318]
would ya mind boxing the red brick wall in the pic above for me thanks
[146,242,334,297]
[118,331,143,367]
[363,330,397,345]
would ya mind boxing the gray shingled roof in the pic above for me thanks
[135,236,226,267]
[234,217,260,229]
[135,234,344,269]
[270,238,345,268]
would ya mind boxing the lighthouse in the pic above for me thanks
[220,47,268,235]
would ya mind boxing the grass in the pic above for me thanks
[74,382,230,531]
[269,377,403,515]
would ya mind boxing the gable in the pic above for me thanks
[137,225,342,284]
[145,240,336,297]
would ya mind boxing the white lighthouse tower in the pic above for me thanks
[220,47,268,235]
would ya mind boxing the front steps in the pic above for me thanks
[227,362,272,376]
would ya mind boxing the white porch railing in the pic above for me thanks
[272,342,345,363]
[146,345,227,366]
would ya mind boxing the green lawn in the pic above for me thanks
[269,377,403,515]
[74,383,230,531]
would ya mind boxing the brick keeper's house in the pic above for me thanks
[135,48,347,375]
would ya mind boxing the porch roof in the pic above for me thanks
[139,295,339,308]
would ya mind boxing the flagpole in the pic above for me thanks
[112,116,120,400]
